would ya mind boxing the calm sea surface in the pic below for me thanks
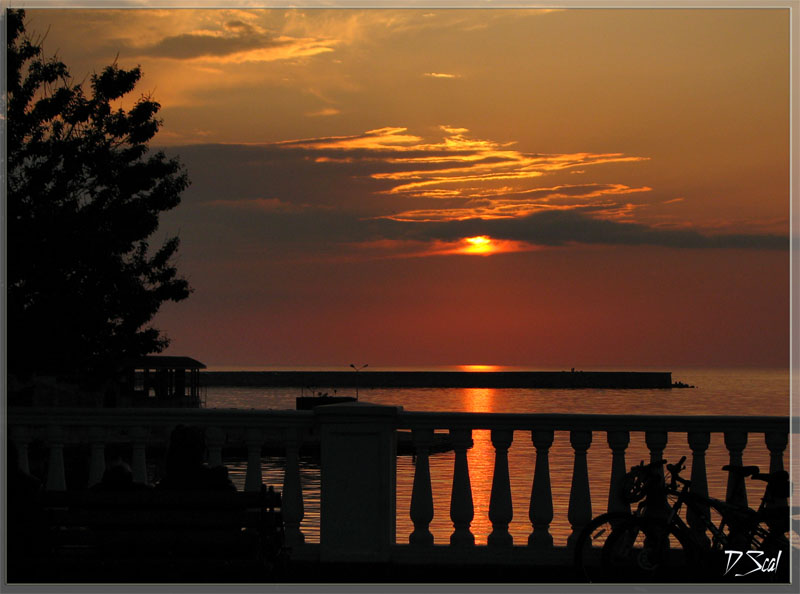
[204,367,793,545]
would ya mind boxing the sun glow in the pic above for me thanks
[457,364,502,372]
[463,235,495,255]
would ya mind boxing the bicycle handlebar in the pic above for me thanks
[666,456,686,485]
[667,456,686,474]
[722,464,760,477]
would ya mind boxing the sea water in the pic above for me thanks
[204,367,793,545]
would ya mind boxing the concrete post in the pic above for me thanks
[606,430,630,515]
[687,431,711,546]
[449,428,475,547]
[724,431,748,507]
[488,429,514,547]
[244,427,264,492]
[46,425,67,491]
[765,431,788,507]
[567,430,592,549]
[529,429,554,549]
[283,426,306,547]
[88,427,107,487]
[316,402,401,563]
[130,426,149,485]
[409,428,435,546]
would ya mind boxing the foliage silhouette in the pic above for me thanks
[7,9,191,387]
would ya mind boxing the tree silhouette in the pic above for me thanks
[7,9,191,386]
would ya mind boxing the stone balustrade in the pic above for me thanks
[396,411,790,556]
[7,405,791,564]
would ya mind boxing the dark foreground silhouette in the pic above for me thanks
[157,424,236,491]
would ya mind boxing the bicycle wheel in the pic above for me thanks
[600,516,697,582]
[574,512,637,583]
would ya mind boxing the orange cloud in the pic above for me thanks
[424,72,459,78]
[259,125,656,231]
[279,126,648,209]
[307,107,341,117]
[383,184,653,222]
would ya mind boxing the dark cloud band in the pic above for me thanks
[376,210,787,250]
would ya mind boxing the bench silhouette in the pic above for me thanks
[40,485,284,581]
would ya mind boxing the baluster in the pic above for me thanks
[567,430,592,549]
[46,425,67,491]
[88,427,107,487]
[283,426,306,546]
[643,430,669,522]
[10,426,32,474]
[409,428,435,545]
[206,426,225,468]
[606,431,630,515]
[449,428,474,546]
[765,432,788,506]
[528,429,554,549]
[724,431,748,507]
[765,431,788,473]
[686,431,710,546]
[131,427,148,484]
[488,429,514,547]
[245,427,264,492]
[645,430,668,463]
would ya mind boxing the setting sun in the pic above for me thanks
[463,236,495,255]
[457,364,502,372]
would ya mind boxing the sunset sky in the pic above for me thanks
[19,7,792,369]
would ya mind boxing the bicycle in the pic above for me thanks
[574,456,790,583]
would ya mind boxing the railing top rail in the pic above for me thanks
[396,411,793,434]
[7,406,314,428]
[8,407,794,435]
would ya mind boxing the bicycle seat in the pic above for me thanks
[756,470,790,498]
[754,469,789,483]
[722,465,759,477]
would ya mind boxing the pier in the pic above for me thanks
[202,370,673,389]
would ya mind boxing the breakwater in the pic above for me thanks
[201,370,672,389]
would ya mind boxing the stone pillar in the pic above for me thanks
[283,426,306,547]
[409,428,435,546]
[687,431,710,546]
[567,430,592,549]
[765,431,788,473]
[46,425,67,491]
[529,429,554,549]
[317,402,401,562]
[244,427,264,492]
[724,431,748,507]
[88,427,107,487]
[130,426,149,484]
[488,429,514,547]
[765,431,788,507]
[606,430,630,515]
[645,430,668,464]
[449,428,475,547]
[10,426,32,475]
